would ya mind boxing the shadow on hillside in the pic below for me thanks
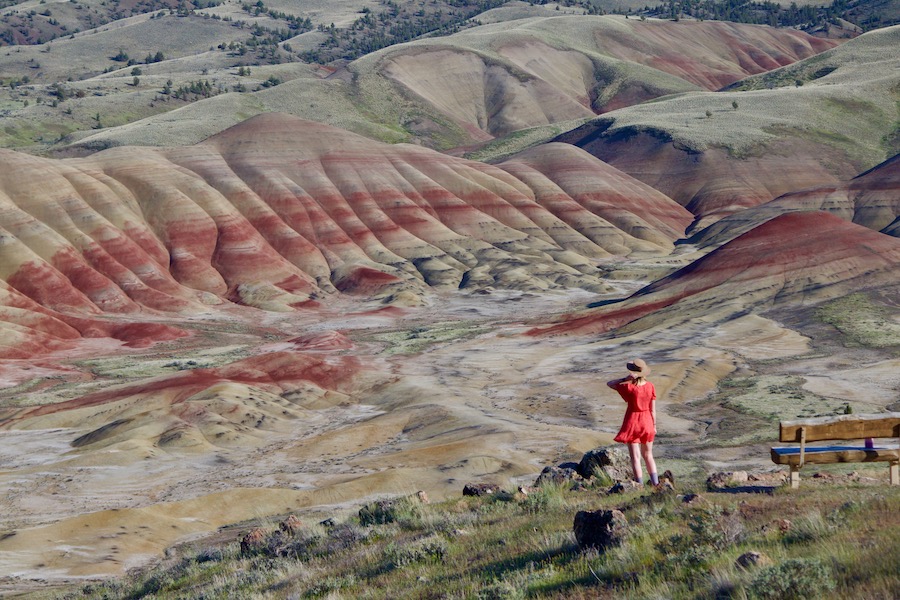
[709,485,778,495]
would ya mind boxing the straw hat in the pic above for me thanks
[626,358,650,376]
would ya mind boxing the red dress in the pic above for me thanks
[612,381,656,443]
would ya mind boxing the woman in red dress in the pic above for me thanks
[608,358,658,486]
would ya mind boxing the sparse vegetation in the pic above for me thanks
[53,476,900,599]
[816,293,900,348]
[641,0,900,32]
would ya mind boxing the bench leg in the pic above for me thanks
[891,462,899,486]
[790,465,801,489]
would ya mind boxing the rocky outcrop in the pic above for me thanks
[462,483,501,497]
[576,446,633,482]
[534,466,582,488]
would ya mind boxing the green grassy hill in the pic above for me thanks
[46,473,900,599]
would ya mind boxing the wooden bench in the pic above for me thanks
[771,413,900,488]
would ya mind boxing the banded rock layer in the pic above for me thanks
[691,152,900,247]
[536,212,900,336]
[0,113,692,358]
[555,26,899,231]
[0,351,360,452]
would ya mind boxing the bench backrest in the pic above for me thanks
[779,413,900,443]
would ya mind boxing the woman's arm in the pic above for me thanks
[606,376,631,389]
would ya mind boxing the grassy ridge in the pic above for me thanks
[51,474,900,599]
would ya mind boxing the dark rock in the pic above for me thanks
[279,515,302,535]
[681,493,705,504]
[652,481,676,495]
[706,471,749,490]
[735,551,772,570]
[319,517,337,528]
[535,466,581,487]
[463,483,500,497]
[608,480,642,494]
[239,527,267,555]
[573,509,628,551]
[577,446,632,482]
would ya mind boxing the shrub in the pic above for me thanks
[688,506,744,549]
[359,497,425,528]
[385,534,447,568]
[747,558,836,599]
[520,483,566,514]
[783,511,831,545]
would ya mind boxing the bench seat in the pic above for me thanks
[771,413,900,487]
[771,445,900,466]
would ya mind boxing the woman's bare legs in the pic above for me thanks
[627,443,643,483]
[641,442,658,485]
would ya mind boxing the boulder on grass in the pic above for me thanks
[577,446,632,482]
[573,509,628,551]
[608,480,642,494]
[736,551,772,570]
[463,483,500,497]
[239,527,267,555]
[706,471,749,489]
[279,515,302,535]
[534,466,582,487]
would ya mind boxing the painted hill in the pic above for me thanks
[554,25,899,232]
[0,113,693,358]
[690,152,900,247]
[18,16,838,154]
[0,351,360,452]
[534,211,900,336]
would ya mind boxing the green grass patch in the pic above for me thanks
[816,293,900,349]
[369,320,487,355]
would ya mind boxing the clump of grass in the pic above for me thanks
[747,557,836,599]
[384,533,447,568]
[520,482,568,514]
